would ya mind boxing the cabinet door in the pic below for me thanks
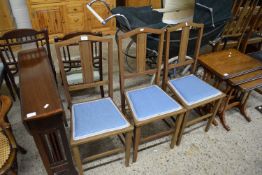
[85,0,116,34]
[31,5,64,35]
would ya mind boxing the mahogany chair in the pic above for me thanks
[0,29,56,98]
[0,95,26,174]
[163,22,225,145]
[55,31,104,97]
[212,0,259,51]
[117,28,186,162]
[55,35,133,175]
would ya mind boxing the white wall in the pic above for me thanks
[9,0,31,28]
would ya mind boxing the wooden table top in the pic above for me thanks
[199,49,262,80]
[18,47,63,122]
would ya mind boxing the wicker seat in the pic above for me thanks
[0,95,26,174]
[0,131,11,169]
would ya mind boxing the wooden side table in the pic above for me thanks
[18,48,77,175]
[199,49,262,131]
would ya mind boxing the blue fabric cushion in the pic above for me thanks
[72,98,130,140]
[168,74,222,106]
[126,85,182,121]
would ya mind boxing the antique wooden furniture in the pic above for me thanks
[55,35,133,175]
[199,49,262,131]
[118,28,186,162]
[241,5,262,53]
[124,0,161,8]
[26,0,116,40]
[0,29,57,98]
[54,31,105,98]
[18,47,77,175]
[212,0,260,51]
[0,63,15,100]
[163,22,224,145]
[0,0,16,36]
[0,95,19,174]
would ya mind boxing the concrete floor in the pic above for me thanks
[2,41,262,175]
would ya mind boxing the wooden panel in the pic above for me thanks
[79,41,94,83]
[178,26,190,63]
[30,5,64,35]
[66,4,83,13]
[136,33,147,72]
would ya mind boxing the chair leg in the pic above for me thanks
[125,131,132,166]
[170,114,184,149]
[72,146,83,175]
[4,71,16,101]
[17,144,27,154]
[176,111,189,146]
[133,127,141,163]
[205,98,223,132]
[99,85,105,98]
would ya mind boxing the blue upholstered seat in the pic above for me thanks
[72,98,130,140]
[168,74,222,106]
[126,85,182,121]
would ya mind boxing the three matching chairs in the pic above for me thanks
[55,22,225,173]
[55,35,133,175]
[163,22,225,145]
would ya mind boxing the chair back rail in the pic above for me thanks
[0,29,52,74]
[163,22,204,90]
[55,35,113,107]
[55,32,102,72]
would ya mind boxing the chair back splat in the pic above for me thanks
[163,22,204,90]
[55,35,113,108]
[54,32,102,72]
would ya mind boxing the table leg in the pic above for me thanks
[218,87,234,131]
[240,91,251,122]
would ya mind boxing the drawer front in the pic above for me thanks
[66,13,85,32]
[66,4,83,13]
[29,0,61,4]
